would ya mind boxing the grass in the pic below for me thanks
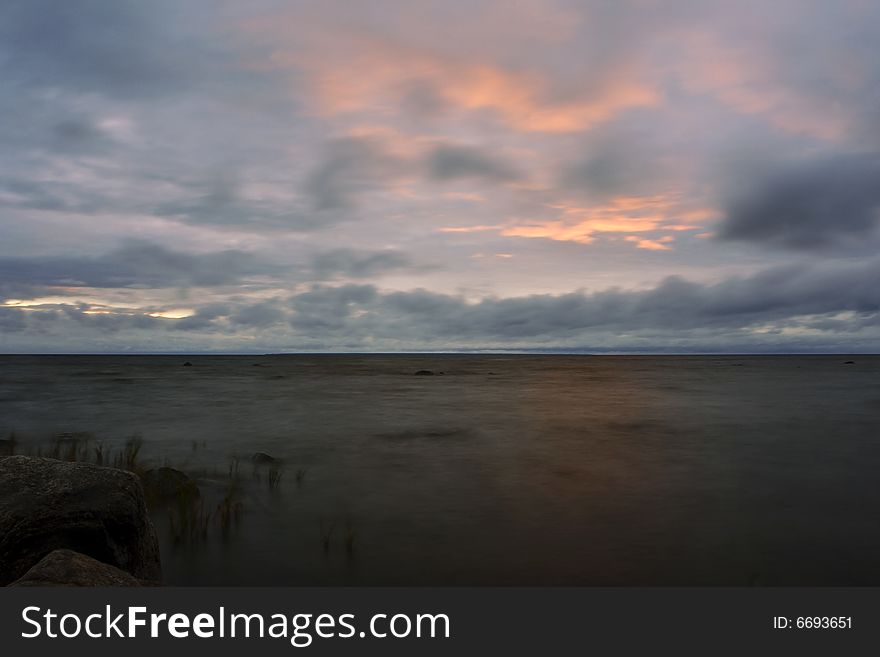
[169,497,210,546]
[320,520,335,554]
[267,465,284,491]
[93,441,107,466]
[228,456,241,480]
[318,518,357,558]
[344,520,356,557]
[0,431,17,456]
[48,432,94,462]
[216,482,244,539]
[16,432,147,474]
[4,431,343,556]
[113,434,143,472]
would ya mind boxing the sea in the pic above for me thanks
[1,354,878,586]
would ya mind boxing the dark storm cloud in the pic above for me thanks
[719,152,880,249]
[289,285,380,331]
[228,300,287,328]
[283,257,880,340]
[0,242,432,305]
[425,144,520,183]
[0,241,275,289]
[169,300,287,332]
[0,307,27,332]
[3,258,879,352]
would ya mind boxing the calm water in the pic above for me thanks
[1,354,879,585]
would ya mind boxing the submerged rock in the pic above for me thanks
[251,452,277,465]
[141,467,199,505]
[0,456,162,586]
[10,549,140,587]
[414,370,435,376]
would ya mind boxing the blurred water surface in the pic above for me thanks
[1,354,879,585]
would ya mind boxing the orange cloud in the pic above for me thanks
[625,236,674,251]
[439,224,503,233]
[499,195,714,249]
[260,27,657,133]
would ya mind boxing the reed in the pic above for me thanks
[267,465,284,491]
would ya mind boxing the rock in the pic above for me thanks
[251,452,277,465]
[141,467,199,505]
[0,456,162,586]
[414,370,435,376]
[10,549,140,587]
[183,361,193,367]
[843,360,856,364]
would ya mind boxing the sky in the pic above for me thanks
[1,0,879,353]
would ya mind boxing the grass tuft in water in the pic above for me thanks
[267,465,284,491]
[113,434,143,472]
[216,482,244,539]
[344,519,356,557]
[320,520,335,555]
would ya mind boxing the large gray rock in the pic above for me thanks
[0,456,162,585]
[10,549,140,587]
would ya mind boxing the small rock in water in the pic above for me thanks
[183,361,193,367]
[414,370,435,376]
[141,467,199,505]
[10,549,141,587]
[252,452,277,465]
[843,360,856,364]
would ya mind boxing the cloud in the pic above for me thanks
[304,137,406,211]
[0,0,200,99]
[719,152,880,249]
[283,257,880,343]
[499,195,700,247]
[3,1,880,353]
[309,249,416,279]
[558,112,684,200]
[0,0,264,104]
[249,0,661,133]
[0,242,435,310]
[425,144,520,183]
[153,173,329,231]
[0,240,275,290]
[3,257,880,352]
